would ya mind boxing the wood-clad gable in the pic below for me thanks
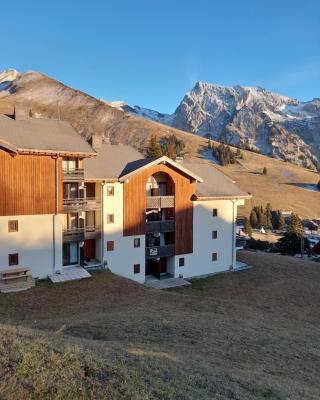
[123,163,195,255]
[0,149,63,216]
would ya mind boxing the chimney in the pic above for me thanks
[14,105,31,120]
[91,134,102,151]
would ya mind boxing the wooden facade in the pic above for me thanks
[123,163,195,255]
[0,149,63,216]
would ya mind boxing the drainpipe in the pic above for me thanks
[101,182,105,268]
[230,199,237,270]
[52,152,60,274]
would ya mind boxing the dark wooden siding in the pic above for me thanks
[123,163,194,255]
[0,149,63,216]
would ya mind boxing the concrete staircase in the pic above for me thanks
[0,267,35,293]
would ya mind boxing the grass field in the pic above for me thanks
[1,251,320,399]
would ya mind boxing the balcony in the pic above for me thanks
[62,168,84,181]
[62,197,101,212]
[63,225,102,242]
[146,220,174,234]
[145,244,174,259]
[146,196,174,209]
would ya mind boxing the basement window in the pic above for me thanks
[8,220,18,232]
[134,264,140,274]
[106,186,114,196]
[107,214,114,224]
[8,253,19,266]
[179,257,185,267]
[212,209,218,217]
[212,253,218,262]
[106,241,114,251]
[212,230,218,239]
[134,238,141,248]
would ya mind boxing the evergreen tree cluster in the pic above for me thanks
[248,204,286,231]
[146,134,185,159]
[211,143,237,166]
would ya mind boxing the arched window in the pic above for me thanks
[146,172,175,197]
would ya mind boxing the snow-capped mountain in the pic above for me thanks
[112,82,320,170]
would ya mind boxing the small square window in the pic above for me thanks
[134,238,140,248]
[106,241,114,251]
[212,209,218,217]
[212,252,218,262]
[8,220,18,232]
[179,257,185,267]
[107,214,114,224]
[106,186,114,196]
[134,264,140,274]
[8,253,19,266]
[212,230,217,239]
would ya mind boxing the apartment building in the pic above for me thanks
[0,112,251,283]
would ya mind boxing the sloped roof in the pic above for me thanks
[0,115,95,155]
[84,143,143,180]
[184,162,251,199]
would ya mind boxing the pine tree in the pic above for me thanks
[243,217,252,237]
[288,213,302,235]
[263,167,267,175]
[146,135,162,158]
[277,211,285,230]
[265,203,273,229]
[250,210,258,228]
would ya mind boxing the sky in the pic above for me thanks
[1,0,319,113]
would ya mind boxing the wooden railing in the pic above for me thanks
[146,196,174,209]
[146,220,174,233]
[145,244,174,259]
[62,168,84,181]
[62,197,101,211]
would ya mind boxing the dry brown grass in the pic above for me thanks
[1,252,320,399]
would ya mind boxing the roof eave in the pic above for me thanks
[119,156,204,183]
[17,148,97,157]
[194,194,252,201]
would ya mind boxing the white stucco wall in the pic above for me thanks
[0,214,64,279]
[172,199,244,279]
[102,182,145,283]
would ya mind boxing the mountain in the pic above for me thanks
[111,82,320,170]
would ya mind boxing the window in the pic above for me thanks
[107,186,114,196]
[179,257,185,267]
[212,253,218,262]
[8,253,19,266]
[8,220,18,232]
[134,264,140,274]
[107,214,114,224]
[107,241,114,251]
[212,230,218,239]
[212,208,218,217]
[134,238,140,248]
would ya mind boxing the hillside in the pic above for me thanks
[1,252,320,399]
[0,69,319,218]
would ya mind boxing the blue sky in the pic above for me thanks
[1,0,319,113]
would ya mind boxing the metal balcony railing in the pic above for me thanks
[62,197,101,212]
[62,168,84,181]
[145,244,174,259]
[146,196,174,209]
[63,225,102,242]
[146,220,174,233]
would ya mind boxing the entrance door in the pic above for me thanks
[84,239,96,261]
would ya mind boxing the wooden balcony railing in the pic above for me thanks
[146,196,174,209]
[62,197,101,212]
[63,225,102,242]
[146,220,174,233]
[62,168,84,181]
[145,244,174,259]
